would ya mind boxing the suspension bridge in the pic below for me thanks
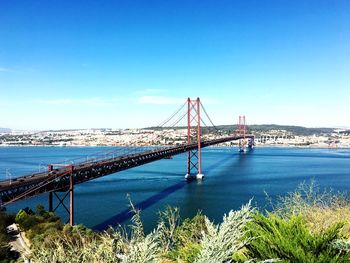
[0,97,254,225]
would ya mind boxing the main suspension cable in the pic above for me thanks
[200,101,220,132]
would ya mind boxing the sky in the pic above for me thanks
[0,0,349,130]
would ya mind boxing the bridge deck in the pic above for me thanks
[0,135,253,206]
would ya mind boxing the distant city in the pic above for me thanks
[1,125,349,148]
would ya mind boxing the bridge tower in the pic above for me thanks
[185,97,204,180]
[236,115,254,151]
[48,164,75,226]
[237,115,247,152]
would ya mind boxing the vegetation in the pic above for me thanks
[14,205,62,247]
[244,213,347,262]
[2,181,350,262]
[0,211,15,262]
[268,180,349,217]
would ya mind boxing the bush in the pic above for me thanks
[0,211,16,262]
[170,242,201,263]
[245,213,350,262]
[0,234,11,261]
[195,202,253,263]
[27,221,62,241]
[15,205,62,233]
[167,213,206,262]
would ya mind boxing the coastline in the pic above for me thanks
[0,144,349,149]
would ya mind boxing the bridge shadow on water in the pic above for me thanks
[93,180,189,230]
[93,149,246,231]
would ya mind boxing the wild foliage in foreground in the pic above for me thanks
[194,202,253,263]
[15,181,350,262]
[268,180,349,218]
[0,211,15,262]
[267,180,350,238]
[244,213,349,262]
[30,202,254,263]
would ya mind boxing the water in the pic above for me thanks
[1,146,350,231]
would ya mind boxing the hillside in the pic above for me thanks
[148,124,335,136]
[0,128,11,133]
[217,124,335,136]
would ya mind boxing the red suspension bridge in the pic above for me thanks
[0,97,254,225]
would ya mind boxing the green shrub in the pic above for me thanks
[15,205,62,234]
[176,213,206,245]
[0,211,16,262]
[15,209,28,226]
[0,211,14,228]
[35,204,46,217]
[245,213,350,262]
[170,242,201,263]
[167,213,206,262]
[19,215,38,231]
[27,221,62,241]
[0,234,11,261]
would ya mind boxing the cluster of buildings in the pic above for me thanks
[253,128,350,148]
[0,128,350,148]
[256,132,350,148]
[0,128,190,147]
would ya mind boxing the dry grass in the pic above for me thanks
[268,180,350,239]
[303,206,350,238]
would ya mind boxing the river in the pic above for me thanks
[1,146,349,231]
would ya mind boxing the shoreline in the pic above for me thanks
[0,144,349,149]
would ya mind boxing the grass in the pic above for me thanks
[304,206,350,237]
[269,180,349,217]
[267,180,350,239]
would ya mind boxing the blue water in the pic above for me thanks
[1,147,350,231]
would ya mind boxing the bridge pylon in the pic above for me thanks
[185,97,204,180]
[237,116,247,152]
[48,164,74,226]
[236,115,254,152]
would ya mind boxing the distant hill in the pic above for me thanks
[147,124,335,136]
[0,128,11,133]
[214,124,334,136]
[251,124,334,135]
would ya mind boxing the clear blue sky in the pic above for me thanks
[1,0,349,130]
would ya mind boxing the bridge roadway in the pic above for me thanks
[0,135,253,207]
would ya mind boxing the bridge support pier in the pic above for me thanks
[48,164,74,226]
[238,139,247,153]
[70,169,74,226]
[185,173,204,180]
[248,137,255,149]
[185,97,204,180]
[49,192,53,212]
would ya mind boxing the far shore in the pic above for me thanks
[0,144,349,149]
